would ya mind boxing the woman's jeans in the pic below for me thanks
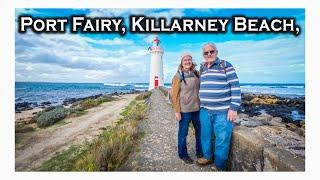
[200,107,233,170]
[178,111,202,159]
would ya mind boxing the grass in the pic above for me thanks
[37,92,151,171]
[32,95,117,128]
[15,124,36,133]
[79,99,97,110]
[68,109,88,117]
[51,119,71,128]
[38,145,86,171]
[159,86,169,97]
[15,124,37,149]
[135,91,152,101]
[75,95,117,111]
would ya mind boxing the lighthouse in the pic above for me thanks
[148,37,164,90]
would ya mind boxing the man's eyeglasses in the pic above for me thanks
[203,50,215,56]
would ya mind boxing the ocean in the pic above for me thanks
[15,82,305,106]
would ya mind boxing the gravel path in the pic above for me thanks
[120,89,211,171]
[15,94,138,171]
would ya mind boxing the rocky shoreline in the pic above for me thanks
[239,93,305,130]
[15,90,143,113]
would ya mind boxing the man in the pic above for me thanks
[196,43,241,171]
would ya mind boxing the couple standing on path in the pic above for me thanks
[171,43,241,171]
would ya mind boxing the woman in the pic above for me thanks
[171,52,203,164]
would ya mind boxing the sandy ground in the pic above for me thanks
[15,94,138,171]
[15,108,42,125]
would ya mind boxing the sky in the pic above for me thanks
[15,8,305,84]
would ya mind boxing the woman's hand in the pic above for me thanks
[175,113,182,121]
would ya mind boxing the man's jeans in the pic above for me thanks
[178,111,203,159]
[200,107,233,170]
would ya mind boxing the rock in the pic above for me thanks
[62,98,78,106]
[285,123,305,136]
[236,113,272,127]
[240,120,266,127]
[238,113,250,119]
[62,94,103,106]
[263,147,305,171]
[230,125,305,171]
[241,93,305,123]
[15,101,37,112]
[272,117,282,123]
[251,97,278,105]
[255,114,273,122]
[40,101,51,106]
[229,126,269,171]
[269,117,284,126]
[300,121,305,129]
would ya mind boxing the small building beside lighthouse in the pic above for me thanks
[148,37,164,90]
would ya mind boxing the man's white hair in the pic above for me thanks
[202,43,218,52]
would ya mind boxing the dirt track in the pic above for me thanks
[15,94,137,171]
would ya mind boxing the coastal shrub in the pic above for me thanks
[74,101,147,171]
[125,103,147,122]
[68,108,87,117]
[79,98,97,110]
[74,125,138,171]
[135,91,152,101]
[36,106,70,128]
[75,126,135,171]
[96,95,116,105]
[159,86,168,96]
[32,106,56,122]
[78,96,116,110]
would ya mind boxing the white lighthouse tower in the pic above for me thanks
[148,37,164,90]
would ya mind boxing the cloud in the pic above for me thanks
[16,62,111,82]
[15,8,304,84]
[149,9,185,19]
[15,32,141,71]
[87,9,146,17]
[90,38,133,46]
[87,9,185,19]
[164,35,305,83]
[16,30,304,83]
[15,30,151,82]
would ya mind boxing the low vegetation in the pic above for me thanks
[15,124,37,149]
[158,86,169,97]
[33,95,117,128]
[35,106,70,128]
[38,92,151,171]
[135,91,152,101]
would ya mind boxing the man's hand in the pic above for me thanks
[227,109,237,122]
[175,112,182,121]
